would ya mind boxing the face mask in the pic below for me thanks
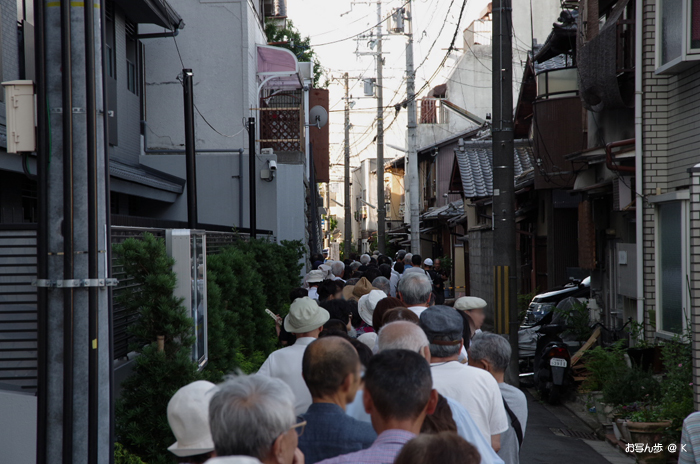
[348,328,358,338]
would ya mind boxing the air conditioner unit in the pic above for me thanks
[613,176,633,211]
[260,148,274,155]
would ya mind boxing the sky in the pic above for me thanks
[286,0,491,181]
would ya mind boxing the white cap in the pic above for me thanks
[454,296,487,311]
[424,258,434,266]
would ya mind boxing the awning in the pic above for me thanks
[257,45,302,92]
[114,0,183,30]
[110,161,185,203]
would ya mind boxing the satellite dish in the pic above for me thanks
[308,105,328,129]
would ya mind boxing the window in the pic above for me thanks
[125,20,138,95]
[655,199,689,335]
[419,98,446,124]
[657,0,700,72]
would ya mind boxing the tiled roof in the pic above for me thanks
[454,140,534,198]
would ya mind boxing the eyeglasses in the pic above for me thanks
[289,416,307,437]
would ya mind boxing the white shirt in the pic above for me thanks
[430,361,509,440]
[307,286,319,300]
[408,305,428,318]
[389,269,400,297]
[257,337,315,415]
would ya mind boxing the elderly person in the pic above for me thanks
[299,337,376,463]
[454,297,487,339]
[208,376,304,464]
[371,276,390,296]
[397,272,433,318]
[469,334,528,464]
[330,261,346,282]
[372,322,504,464]
[389,262,404,297]
[420,306,508,452]
[258,297,330,414]
[306,270,325,300]
[403,253,413,270]
[318,350,438,464]
[167,381,218,463]
[356,290,386,350]
[359,254,371,266]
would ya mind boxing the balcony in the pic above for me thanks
[258,91,305,153]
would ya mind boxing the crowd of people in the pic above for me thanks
[164,251,528,464]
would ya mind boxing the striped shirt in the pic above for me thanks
[316,430,416,464]
[680,411,700,464]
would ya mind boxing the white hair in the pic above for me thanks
[404,253,413,264]
[360,254,371,265]
[372,276,391,295]
[330,261,345,277]
[397,272,432,305]
[469,333,512,372]
[378,321,429,353]
[209,375,296,459]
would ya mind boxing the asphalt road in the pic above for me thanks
[520,389,634,464]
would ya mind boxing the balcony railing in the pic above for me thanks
[258,91,305,152]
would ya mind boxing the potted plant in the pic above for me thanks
[626,407,671,464]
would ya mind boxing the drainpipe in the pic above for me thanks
[605,138,636,173]
[635,1,644,328]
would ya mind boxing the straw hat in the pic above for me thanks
[284,296,330,333]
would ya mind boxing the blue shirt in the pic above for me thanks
[299,403,377,464]
[346,390,504,464]
[317,430,415,464]
[680,411,700,464]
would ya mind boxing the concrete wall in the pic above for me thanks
[467,228,494,327]
[416,0,560,150]
[351,158,377,246]
[0,388,36,464]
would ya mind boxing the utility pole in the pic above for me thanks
[248,117,257,238]
[183,69,198,229]
[376,0,386,254]
[344,73,352,259]
[492,0,519,386]
[404,1,420,254]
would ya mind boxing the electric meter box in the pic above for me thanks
[166,229,208,370]
[2,80,36,153]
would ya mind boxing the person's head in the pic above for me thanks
[323,319,349,332]
[362,267,381,284]
[350,338,374,369]
[382,307,420,326]
[358,289,386,327]
[378,263,392,279]
[302,337,362,405]
[369,257,378,266]
[394,432,481,464]
[209,376,300,464]
[396,250,406,262]
[167,381,218,462]
[349,252,359,262]
[362,350,438,430]
[372,276,391,296]
[330,261,346,279]
[419,306,464,360]
[468,333,511,381]
[306,270,324,288]
[423,258,434,270]
[319,299,353,327]
[312,260,323,271]
[349,262,361,273]
[404,253,413,265]
[317,279,341,302]
[360,253,371,265]
[411,254,422,266]
[288,287,308,303]
[398,272,433,307]
[377,321,431,362]
[420,395,457,434]
[454,297,487,332]
[311,253,324,264]
[394,261,405,274]
[434,259,442,271]
[372,297,406,331]
[378,255,392,267]
[284,297,330,338]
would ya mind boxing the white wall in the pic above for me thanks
[0,389,36,464]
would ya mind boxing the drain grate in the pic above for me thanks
[550,428,599,440]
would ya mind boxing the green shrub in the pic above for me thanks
[582,342,627,392]
[114,442,147,464]
[659,337,693,440]
[114,233,202,464]
[602,366,661,406]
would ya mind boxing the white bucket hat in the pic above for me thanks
[167,380,218,457]
[358,290,386,326]
[306,269,324,284]
[284,296,330,333]
[454,296,487,311]
[204,457,263,464]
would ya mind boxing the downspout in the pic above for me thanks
[635,0,644,327]
[606,139,636,173]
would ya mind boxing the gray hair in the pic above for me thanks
[378,321,429,353]
[372,276,391,295]
[349,262,361,272]
[429,337,462,359]
[330,261,345,278]
[360,254,371,265]
[469,333,512,373]
[209,375,296,459]
[397,272,432,305]
[404,253,413,264]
